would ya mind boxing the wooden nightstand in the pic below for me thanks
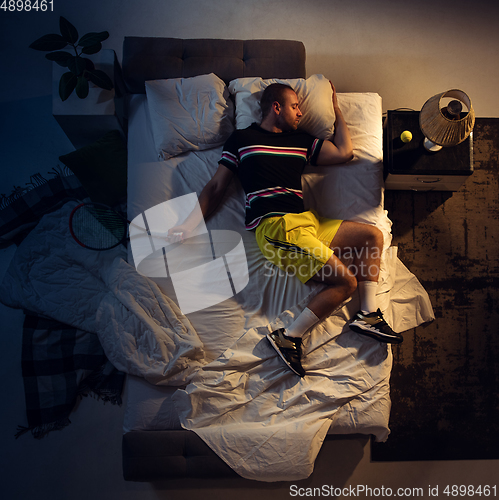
[383,110,473,191]
[52,49,127,149]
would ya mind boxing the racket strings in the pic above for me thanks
[71,205,127,250]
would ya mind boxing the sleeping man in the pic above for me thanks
[168,82,403,377]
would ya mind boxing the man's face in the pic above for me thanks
[276,90,302,131]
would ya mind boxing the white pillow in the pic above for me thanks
[228,74,335,139]
[145,73,234,160]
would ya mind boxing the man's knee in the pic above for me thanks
[316,261,357,296]
[366,226,384,257]
[332,220,383,253]
[333,270,357,302]
[354,223,383,255]
[342,271,357,297]
[367,225,383,248]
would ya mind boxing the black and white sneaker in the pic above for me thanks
[267,328,305,377]
[350,309,403,344]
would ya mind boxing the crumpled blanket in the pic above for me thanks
[173,316,392,481]
[171,250,435,481]
[0,201,204,387]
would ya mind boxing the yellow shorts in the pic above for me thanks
[255,210,343,284]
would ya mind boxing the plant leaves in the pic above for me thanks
[29,34,67,52]
[45,51,73,67]
[78,31,109,47]
[67,56,87,76]
[59,72,77,101]
[86,69,114,91]
[76,76,89,99]
[59,17,79,44]
[84,58,95,71]
[81,42,102,55]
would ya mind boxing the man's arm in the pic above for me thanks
[316,83,354,166]
[167,163,234,241]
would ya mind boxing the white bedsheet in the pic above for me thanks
[124,91,435,481]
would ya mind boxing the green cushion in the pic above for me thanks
[59,130,127,207]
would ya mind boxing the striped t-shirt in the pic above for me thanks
[219,123,324,230]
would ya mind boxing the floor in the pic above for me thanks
[376,119,499,462]
[1,1,499,498]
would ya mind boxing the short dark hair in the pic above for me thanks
[260,83,295,119]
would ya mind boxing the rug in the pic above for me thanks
[372,118,499,461]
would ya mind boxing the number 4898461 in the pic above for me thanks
[1,0,54,11]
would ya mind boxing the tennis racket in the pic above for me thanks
[69,202,185,251]
[69,202,130,250]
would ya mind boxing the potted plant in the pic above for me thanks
[30,16,114,101]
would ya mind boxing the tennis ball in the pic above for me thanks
[400,130,412,143]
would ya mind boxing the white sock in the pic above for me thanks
[285,307,320,338]
[358,281,378,314]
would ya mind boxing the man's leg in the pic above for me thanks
[302,253,358,320]
[328,220,382,313]
[287,220,378,330]
[285,221,402,342]
[328,221,403,344]
[267,219,400,377]
[267,253,356,377]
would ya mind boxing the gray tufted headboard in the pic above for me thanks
[122,37,306,93]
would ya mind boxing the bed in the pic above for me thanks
[0,36,434,483]
[120,37,434,482]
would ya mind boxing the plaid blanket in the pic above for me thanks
[0,170,88,247]
[16,313,125,439]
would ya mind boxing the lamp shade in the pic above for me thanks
[420,89,475,147]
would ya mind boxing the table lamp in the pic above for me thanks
[419,89,475,152]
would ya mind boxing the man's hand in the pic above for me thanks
[329,81,339,110]
[167,225,192,243]
[316,81,354,166]
[165,165,234,244]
